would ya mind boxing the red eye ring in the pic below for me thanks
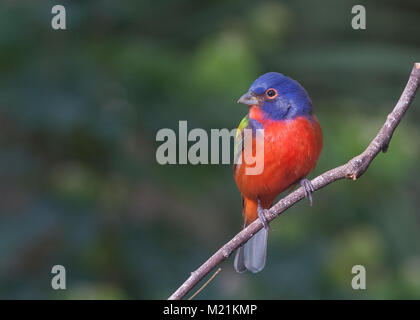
[265,88,278,99]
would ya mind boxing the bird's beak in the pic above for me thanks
[237,92,260,106]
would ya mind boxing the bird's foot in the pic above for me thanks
[257,198,270,230]
[300,178,315,206]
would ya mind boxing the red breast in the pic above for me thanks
[234,109,323,224]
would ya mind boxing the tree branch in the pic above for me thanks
[168,63,420,300]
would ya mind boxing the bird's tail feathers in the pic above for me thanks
[234,227,268,273]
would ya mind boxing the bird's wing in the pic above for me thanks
[233,114,249,176]
[233,115,264,176]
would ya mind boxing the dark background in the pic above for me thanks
[1,0,420,299]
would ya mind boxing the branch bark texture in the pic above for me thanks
[168,63,420,300]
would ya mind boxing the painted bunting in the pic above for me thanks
[233,72,323,273]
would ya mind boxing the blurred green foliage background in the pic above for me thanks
[1,0,420,299]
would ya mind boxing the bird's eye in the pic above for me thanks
[265,88,278,99]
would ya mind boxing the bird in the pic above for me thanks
[233,72,323,273]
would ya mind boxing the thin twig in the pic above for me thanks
[188,268,221,300]
[168,63,420,300]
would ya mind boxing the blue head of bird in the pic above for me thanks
[238,72,313,120]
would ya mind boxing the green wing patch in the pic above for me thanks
[233,115,249,175]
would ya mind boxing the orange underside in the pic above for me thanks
[234,114,323,225]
